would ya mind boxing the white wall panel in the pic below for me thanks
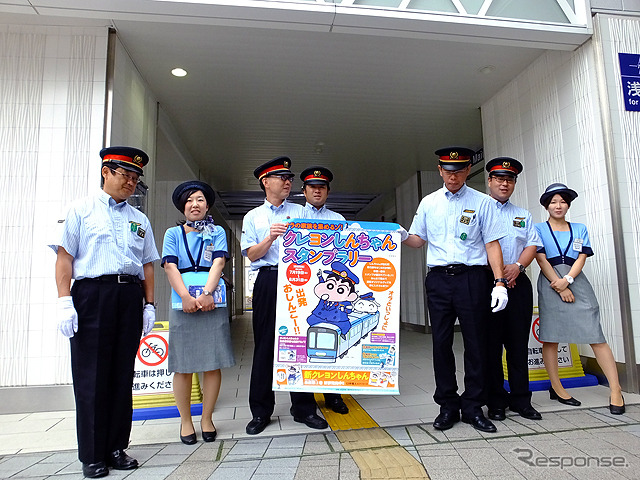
[0,25,108,387]
[599,15,640,363]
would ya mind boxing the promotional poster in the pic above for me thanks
[272,220,401,395]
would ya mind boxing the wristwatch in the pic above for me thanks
[203,290,212,296]
[494,278,508,286]
[144,301,156,307]
[563,275,574,284]
[515,262,526,273]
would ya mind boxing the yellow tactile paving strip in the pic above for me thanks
[336,428,430,479]
[352,447,430,479]
[315,393,379,430]
[317,395,429,479]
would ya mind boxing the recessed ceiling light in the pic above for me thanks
[171,68,187,77]
[478,65,495,75]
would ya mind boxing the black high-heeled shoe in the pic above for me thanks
[609,396,625,415]
[180,425,197,445]
[549,386,581,406]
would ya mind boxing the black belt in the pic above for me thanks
[89,274,141,284]
[259,266,279,272]
[429,264,486,276]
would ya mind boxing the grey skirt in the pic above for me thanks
[537,263,605,344]
[168,306,235,373]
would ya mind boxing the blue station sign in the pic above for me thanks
[619,53,640,112]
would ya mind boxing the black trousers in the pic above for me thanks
[70,279,142,464]
[425,267,491,418]
[487,274,534,410]
[249,269,316,418]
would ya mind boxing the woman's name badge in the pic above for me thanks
[203,244,214,262]
[573,238,583,252]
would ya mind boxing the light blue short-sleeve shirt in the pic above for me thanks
[408,184,506,267]
[301,203,345,222]
[161,224,228,269]
[534,222,593,260]
[50,189,160,280]
[241,199,305,269]
[491,199,542,265]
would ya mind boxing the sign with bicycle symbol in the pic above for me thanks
[133,331,173,396]
[138,334,168,366]
[526,316,572,369]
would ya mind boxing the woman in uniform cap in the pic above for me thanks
[534,183,624,414]
[161,181,235,444]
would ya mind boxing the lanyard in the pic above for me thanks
[179,225,205,273]
[546,221,573,265]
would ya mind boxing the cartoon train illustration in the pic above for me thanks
[307,310,380,363]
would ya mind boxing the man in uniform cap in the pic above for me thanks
[50,146,159,478]
[485,157,543,422]
[241,156,328,435]
[299,165,350,414]
[401,147,508,433]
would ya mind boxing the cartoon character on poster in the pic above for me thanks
[353,292,380,314]
[287,365,302,385]
[307,262,359,338]
[273,220,402,395]
[378,345,396,369]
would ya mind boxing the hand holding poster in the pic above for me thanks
[273,220,401,395]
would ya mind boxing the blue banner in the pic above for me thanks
[619,53,640,112]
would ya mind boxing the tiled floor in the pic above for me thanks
[1,313,639,479]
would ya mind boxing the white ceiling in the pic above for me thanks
[2,1,592,218]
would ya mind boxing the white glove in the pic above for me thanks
[142,304,156,336]
[491,286,508,313]
[57,296,78,338]
[396,226,409,242]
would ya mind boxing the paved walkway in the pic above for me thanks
[1,314,639,479]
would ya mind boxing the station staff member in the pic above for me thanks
[51,146,159,478]
[241,156,328,435]
[300,166,349,415]
[402,147,508,433]
[485,158,543,422]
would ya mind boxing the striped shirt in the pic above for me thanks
[409,183,506,267]
[301,203,345,222]
[241,199,304,270]
[491,199,542,265]
[50,189,159,280]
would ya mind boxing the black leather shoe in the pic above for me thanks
[106,450,138,470]
[609,396,625,415]
[488,407,506,421]
[293,413,329,429]
[512,405,542,420]
[82,462,108,478]
[549,387,581,406]
[202,429,217,442]
[462,414,497,433]
[432,411,460,431]
[180,426,197,445]
[246,417,270,435]
[326,397,349,414]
